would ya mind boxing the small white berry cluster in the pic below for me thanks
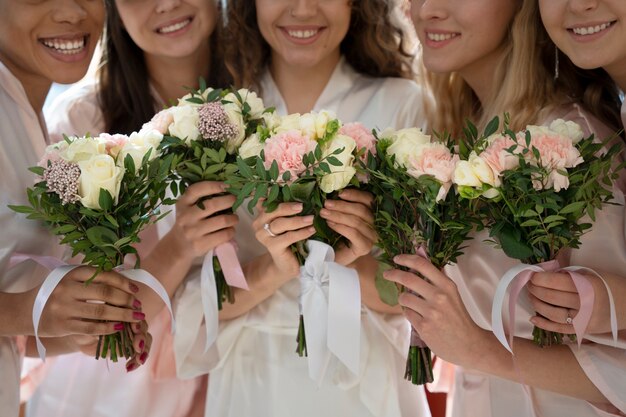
[43,159,81,205]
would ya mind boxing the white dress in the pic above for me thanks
[439,104,626,417]
[24,79,203,417]
[172,58,432,417]
[0,61,64,417]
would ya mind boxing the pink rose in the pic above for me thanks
[339,122,376,160]
[99,133,129,158]
[480,134,519,180]
[263,130,317,180]
[407,143,459,201]
[143,109,174,135]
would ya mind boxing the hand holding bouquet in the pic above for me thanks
[10,129,175,363]
[456,116,624,348]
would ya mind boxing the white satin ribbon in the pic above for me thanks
[492,262,617,353]
[299,240,361,385]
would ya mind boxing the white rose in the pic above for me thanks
[118,129,162,168]
[168,105,200,144]
[223,102,246,153]
[549,119,585,144]
[319,134,357,193]
[468,153,498,186]
[386,128,431,168]
[453,160,482,187]
[275,113,303,134]
[239,133,264,159]
[61,136,107,163]
[237,88,265,118]
[262,111,282,133]
[78,154,125,209]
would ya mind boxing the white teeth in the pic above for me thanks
[158,18,191,34]
[427,32,458,42]
[572,22,612,35]
[287,29,318,39]
[41,37,86,54]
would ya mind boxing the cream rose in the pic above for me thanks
[319,134,357,193]
[118,129,162,168]
[78,154,125,209]
[61,136,107,163]
[548,119,585,144]
[235,88,265,119]
[262,111,282,133]
[222,102,246,153]
[239,133,264,159]
[386,128,431,168]
[168,105,200,144]
[468,153,498,186]
[453,160,482,187]
[275,113,303,135]
[178,88,215,107]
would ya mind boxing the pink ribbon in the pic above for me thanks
[492,260,608,353]
[215,242,248,290]
[200,240,248,353]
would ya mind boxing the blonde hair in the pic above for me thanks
[420,0,622,136]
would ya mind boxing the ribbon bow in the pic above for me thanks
[299,240,361,385]
[200,241,248,352]
[492,260,618,353]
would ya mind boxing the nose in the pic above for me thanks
[155,0,182,14]
[416,0,450,21]
[290,0,318,19]
[51,0,88,25]
[568,0,599,14]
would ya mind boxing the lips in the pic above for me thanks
[39,34,88,55]
[156,17,193,34]
[568,20,616,36]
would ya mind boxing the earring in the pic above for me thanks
[554,45,560,81]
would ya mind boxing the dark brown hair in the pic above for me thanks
[223,0,415,90]
[98,0,232,134]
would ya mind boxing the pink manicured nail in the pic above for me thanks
[129,283,139,293]
[114,323,125,331]
[133,299,142,310]
[133,312,145,320]
[139,339,145,351]
[140,352,148,364]
[325,200,335,208]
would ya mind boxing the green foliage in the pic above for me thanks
[9,153,174,278]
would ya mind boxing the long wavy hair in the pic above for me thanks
[420,0,623,137]
[98,0,232,134]
[223,0,416,91]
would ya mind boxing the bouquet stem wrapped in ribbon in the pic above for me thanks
[455,116,623,349]
[154,82,274,350]
[10,131,176,362]
[228,112,372,383]
[364,127,480,385]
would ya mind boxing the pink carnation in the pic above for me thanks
[263,130,317,180]
[339,122,376,160]
[480,134,519,179]
[407,143,459,201]
[143,109,174,135]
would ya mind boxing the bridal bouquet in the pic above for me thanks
[227,111,372,382]
[9,130,174,362]
[455,117,624,348]
[154,83,272,309]
[364,127,479,385]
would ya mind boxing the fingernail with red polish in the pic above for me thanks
[129,283,139,293]
[133,299,142,310]
[133,312,145,320]
[140,352,148,364]
[139,339,145,351]
[126,363,137,372]
[114,323,125,331]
